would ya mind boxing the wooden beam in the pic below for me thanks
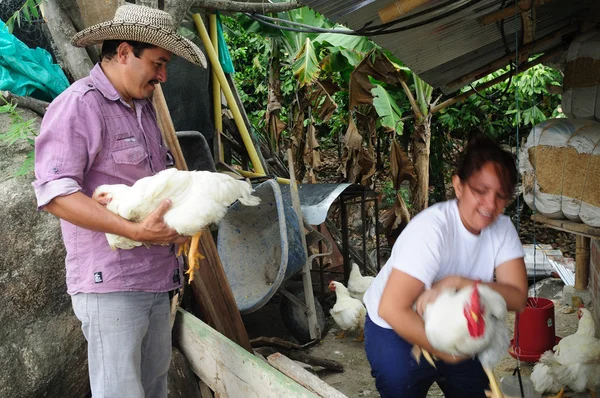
[447,24,577,90]
[267,353,348,398]
[173,309,320,397]
[478,0,552,26]
[531,214,600,239]
[190,230,253,353]
[153,84,189,171]
[378,0,432,24]
[575,235,590,290]
[431,44,566,114]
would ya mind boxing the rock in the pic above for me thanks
[527,277,564,300]
[0,110,90,397]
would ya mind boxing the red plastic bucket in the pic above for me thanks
[509,297,558,362]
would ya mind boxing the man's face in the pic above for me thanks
[122,44,172,100]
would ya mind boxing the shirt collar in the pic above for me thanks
[90,63,120,101]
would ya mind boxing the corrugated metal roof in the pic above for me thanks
[299,0,593,93]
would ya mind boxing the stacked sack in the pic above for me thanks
[519,119,600,227]
[519,31,600,228]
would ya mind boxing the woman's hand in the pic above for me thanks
[415,288,441,317]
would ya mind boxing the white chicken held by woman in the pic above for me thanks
[92,168,260,282]
[328,281,366,342]
[347,262,375,303]
[531,306,600,398]
[420,282,510,398]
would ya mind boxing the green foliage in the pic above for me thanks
[0,99,38,176]
[371,84,404,134]
[436,60,563,144]
[3,0,40,34]
[293,38,320,87]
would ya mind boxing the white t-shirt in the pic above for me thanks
[363,199,524,329]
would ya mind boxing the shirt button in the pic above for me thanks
[87,84,93,88]
[52,167,58,173]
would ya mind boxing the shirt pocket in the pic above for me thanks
[111,145,148,166]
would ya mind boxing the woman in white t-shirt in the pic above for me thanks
[363,136,527,398]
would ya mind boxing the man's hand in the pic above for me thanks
[133,199,189,245]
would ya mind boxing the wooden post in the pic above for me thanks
[575,235,590,290]
[189,232,253,353]
[287,149,319,341]
[152,83,251,353]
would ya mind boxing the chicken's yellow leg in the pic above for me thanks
[589,388,597,398]
[185,231,205,283]
[548,388,565,398]
[411,346,437,368]
[483,367,504,398]
[335,330,346,339]
[177,241,189,257]
[353,328,364,342]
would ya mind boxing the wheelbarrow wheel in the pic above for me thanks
[280,291,326,344]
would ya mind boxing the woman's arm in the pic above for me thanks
[378,269,469,363]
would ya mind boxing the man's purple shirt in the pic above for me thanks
[33,64,181,295]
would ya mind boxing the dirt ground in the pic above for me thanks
[243,277,595,398]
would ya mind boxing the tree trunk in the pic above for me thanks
[410,115,432,213]
[43,0,94,81]
[267,39,283,153]
[164,0,196,26]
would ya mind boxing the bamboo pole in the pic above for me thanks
[209,12,224,163]
[378,0,432,24]
[237,169,290,184]
[431,44,566,114]
[478,0,552,26]
[192,13,266,175]
[575,235,590,290]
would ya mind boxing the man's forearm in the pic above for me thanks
[44,191,137,239]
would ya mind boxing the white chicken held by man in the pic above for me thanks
[531,306,600,398]
[419,282,509,398]
[329,281,366,342]
[92,168,260,282]
[347,262,375,303]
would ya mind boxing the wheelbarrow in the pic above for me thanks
[217,179,329,343]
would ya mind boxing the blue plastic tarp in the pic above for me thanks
[0,19,69,100]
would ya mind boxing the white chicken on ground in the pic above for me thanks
[531,306,600,398]
[92,168,260,282]
[347,262,375,303]
[418,282,510,398]
[328,281,366,342]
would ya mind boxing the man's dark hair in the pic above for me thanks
[100,40,157,61]
[456,135,517,199]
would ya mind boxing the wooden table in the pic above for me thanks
[531,214,600,290]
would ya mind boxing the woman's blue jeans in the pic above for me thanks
[364,314,490,398]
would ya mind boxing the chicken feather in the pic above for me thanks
[531,308,600,395]
[93,168,260,250]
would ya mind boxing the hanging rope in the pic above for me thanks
[512,2,527,397]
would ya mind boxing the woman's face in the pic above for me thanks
[453,161,511,235]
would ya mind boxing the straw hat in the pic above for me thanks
[71,4,207,68]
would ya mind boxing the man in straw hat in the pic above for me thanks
[32,4,206,396]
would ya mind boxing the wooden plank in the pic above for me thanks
[575,235,591,290]
[267,353,348,398]
[190,231,253,353]
[531,214,600,239]
[173,309,319,398]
